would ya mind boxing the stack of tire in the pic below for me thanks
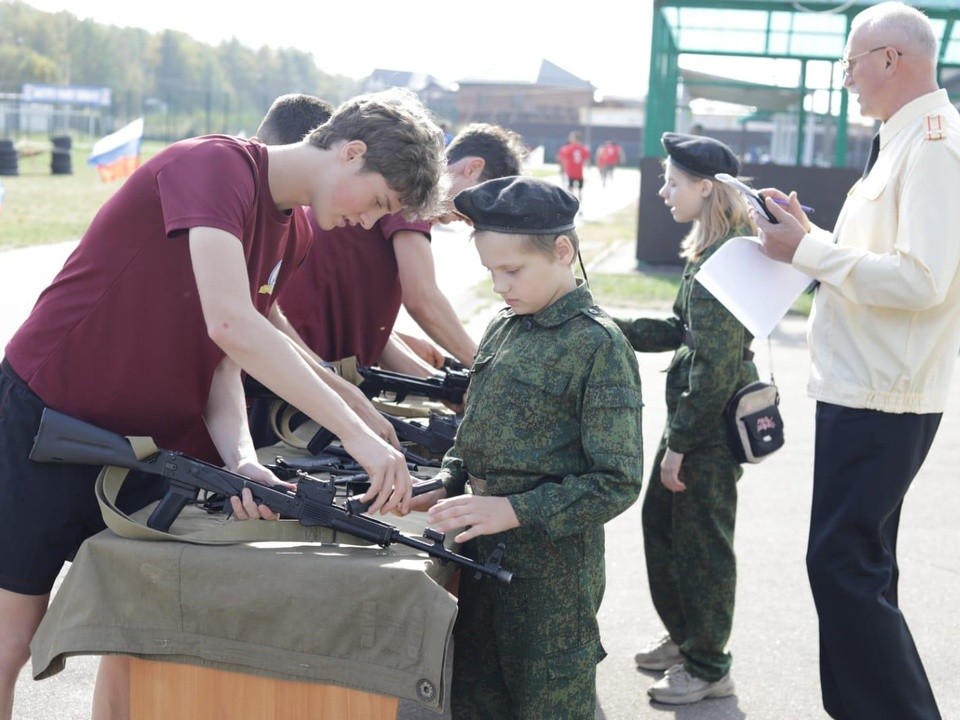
[51,135,73,175]
[0,139,18,176]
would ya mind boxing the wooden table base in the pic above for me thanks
[129,657,399,720]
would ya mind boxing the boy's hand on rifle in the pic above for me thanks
[339,430,413,515]
[427,495,519,544]
[228,459,295,520]
[407,485,448,513]
[230,487,281,521]
[234,458,296,491]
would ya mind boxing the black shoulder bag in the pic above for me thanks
[724,338,785,464]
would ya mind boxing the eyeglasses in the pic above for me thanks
[839,46,903,73]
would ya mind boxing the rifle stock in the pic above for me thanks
[382,413,458,455]
[29,408,512,584]
[30,409,157,472]
[357,365,469,405]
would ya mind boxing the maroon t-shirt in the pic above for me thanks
[4,135,305,453]
[277,211,431,366]
[165,203,315,463]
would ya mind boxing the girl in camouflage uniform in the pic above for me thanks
[615,132,759,705]
[417,176,644,719]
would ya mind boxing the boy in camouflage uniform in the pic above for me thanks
[615,133,759,705]
[417,176,644,719]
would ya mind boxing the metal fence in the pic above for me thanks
[0,98,104,141]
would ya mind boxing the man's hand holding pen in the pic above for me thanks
[752,188,812,264]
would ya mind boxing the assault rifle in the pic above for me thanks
[268,449,366,478]
[29,408,512,584]
[265,445,430,479]
[382,412,459,456]
[357,365,470,405]
[265,454,438,500]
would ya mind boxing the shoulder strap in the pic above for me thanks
[269,399,315,450]
[765,336,776,384]
[94,433,342,545]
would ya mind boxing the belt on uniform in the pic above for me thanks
[467,474,561,496]
[682,329,754,361]
[467,474,489,496]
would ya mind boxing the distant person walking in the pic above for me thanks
[755,3,960,718]
[595,139,625,187]
[556,131,590,201]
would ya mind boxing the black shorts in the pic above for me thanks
[567,177,584,190]
[0,359,167,595]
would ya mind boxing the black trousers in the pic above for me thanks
[808,402,942,720]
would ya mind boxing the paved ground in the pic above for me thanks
[5,166,960,718]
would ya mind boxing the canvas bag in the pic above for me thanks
[724,379,784,463]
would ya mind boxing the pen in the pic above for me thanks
[771,197,815,214]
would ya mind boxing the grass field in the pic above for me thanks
[0,140,165,249]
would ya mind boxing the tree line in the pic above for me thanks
[0,0,361,138]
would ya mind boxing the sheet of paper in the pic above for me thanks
[694,236,812,339]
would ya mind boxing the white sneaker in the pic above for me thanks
[633,634,683,671]
[647,663,735,705]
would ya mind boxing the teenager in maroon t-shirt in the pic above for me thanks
[6,137,293,446]
[280,210,422,366]
[275,122,528,379]
[0,88,447,720]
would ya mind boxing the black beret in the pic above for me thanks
[661,132,740,178]
[453,176,579,234]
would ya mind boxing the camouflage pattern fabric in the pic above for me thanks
[643,435,739,681]
[438,282,643,717]
[451,568,603,719]
[614,232,757,682]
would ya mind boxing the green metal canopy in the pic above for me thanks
[646,0,960,166]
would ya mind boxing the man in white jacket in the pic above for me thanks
[755,3,960,719]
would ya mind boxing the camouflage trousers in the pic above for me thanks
[642,432,741,682]
[451,561,605,719]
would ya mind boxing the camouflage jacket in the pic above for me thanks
[439,283,643,577]
[614,233,758,454]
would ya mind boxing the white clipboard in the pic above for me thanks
[694,236,812,339]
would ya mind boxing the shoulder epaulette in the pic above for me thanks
[924,113,946,141]
[580,305,618,338]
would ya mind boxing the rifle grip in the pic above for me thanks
[306,427,336,456]
[146,486,195,531]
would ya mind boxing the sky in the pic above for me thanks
[21,0,655,99]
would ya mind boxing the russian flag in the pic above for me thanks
[88,118,144,182]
